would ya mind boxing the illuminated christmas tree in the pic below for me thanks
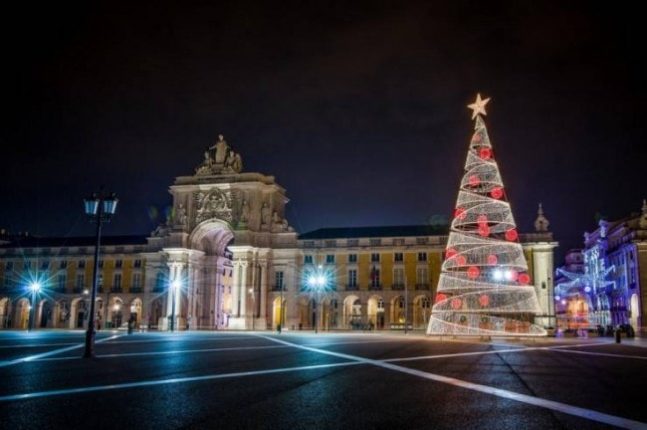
[427,94,546,336]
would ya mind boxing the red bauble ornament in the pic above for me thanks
[490,187,503,199]
[451,298,462,310]
[478,225,490,237]
[445,248,458,259]
[479,294,490,307]
[477,214,488,225]
[479,148,492,160]
[505,229,518,241]
[467,266,480,279]
[468,175,480,187]
[518,273,531,285]
[456,255,467,266]
[487,254,498,265]
[454,207,466,220]
[435,293,447,304]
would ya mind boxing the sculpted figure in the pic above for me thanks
[261,202,271,227]
[240,199,250,223]
[215,135,229,164]
[176,203,187,227]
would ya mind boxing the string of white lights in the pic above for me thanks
[427,95,546,336]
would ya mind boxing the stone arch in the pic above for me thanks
[189,219,235,330]
[413,295,431,329]
[109,297,124,328]
[37,299,54,328]
[69,298,86,329]
[189,219,235,256]
[391,295,405,325]
[13,298,30,329]
[130,298,143,325]
[296,295,315,330]
[367,294,384,330]
[149,296,164,330]
[0,297,10,328]
[272,296,285,329]
[323,293,341,330]
[343,295,362,329]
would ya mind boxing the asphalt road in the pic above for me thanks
[0,330,646,430]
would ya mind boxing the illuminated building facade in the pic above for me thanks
[555,202,647,333]
[0,137,558,331]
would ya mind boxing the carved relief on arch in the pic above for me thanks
[194,189,233,224]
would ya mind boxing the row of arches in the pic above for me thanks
[0,296,145,330]
[272,294,432,330]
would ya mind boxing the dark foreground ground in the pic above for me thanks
[0,329,646,430]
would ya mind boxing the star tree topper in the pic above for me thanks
[467,93,491,120]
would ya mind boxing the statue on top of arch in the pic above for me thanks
[195,134,244,175]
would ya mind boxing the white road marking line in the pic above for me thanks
[101,335,253,345]
[551,348,647,360]
[0,335,122,368]
[0,361,362,402]
[380,342,612,363]
[33,344,290,361]
[0,342,79,349]
[260,335,647,430]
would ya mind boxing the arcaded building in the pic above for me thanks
[0,137,558,332]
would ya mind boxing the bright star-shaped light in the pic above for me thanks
[467,93,491,120]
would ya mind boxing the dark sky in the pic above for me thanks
[1,1,646,257]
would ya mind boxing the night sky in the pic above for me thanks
[2,1,646,257]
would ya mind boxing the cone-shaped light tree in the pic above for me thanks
[427,94,546,336]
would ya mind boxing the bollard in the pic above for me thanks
[615,329,621,344]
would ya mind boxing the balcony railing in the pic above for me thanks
[111,287,123,293]
[368,284,382,291]
[345,284,359,291]
[415,283,430,290]
[271,285,285,292]
[391,283,405,290]
[130,287,143,294]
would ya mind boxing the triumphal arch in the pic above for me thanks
[143,135,298,330]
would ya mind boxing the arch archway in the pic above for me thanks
[13,298,30,329]
[130,298,143,325]
[367,295,384,330]
[413,295,431,329]
[343,295,361,329]
[149,297,164,330]
[110,297,124,328]
[69,298,85,329]
[38,299,53,328]
[0,298,10,328]
[189,219,235,330]
[272,296,285,329]
[391,296,405,326]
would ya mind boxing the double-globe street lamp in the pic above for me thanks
[27,281,41,332]
[306,265,329,334]
[83,191,118,358]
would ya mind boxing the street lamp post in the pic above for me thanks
[170,280,180,332]
[28,282,41,332]
[306,265,328,334]
[83,191,118,358]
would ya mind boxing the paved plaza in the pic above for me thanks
[0,330,646,429]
